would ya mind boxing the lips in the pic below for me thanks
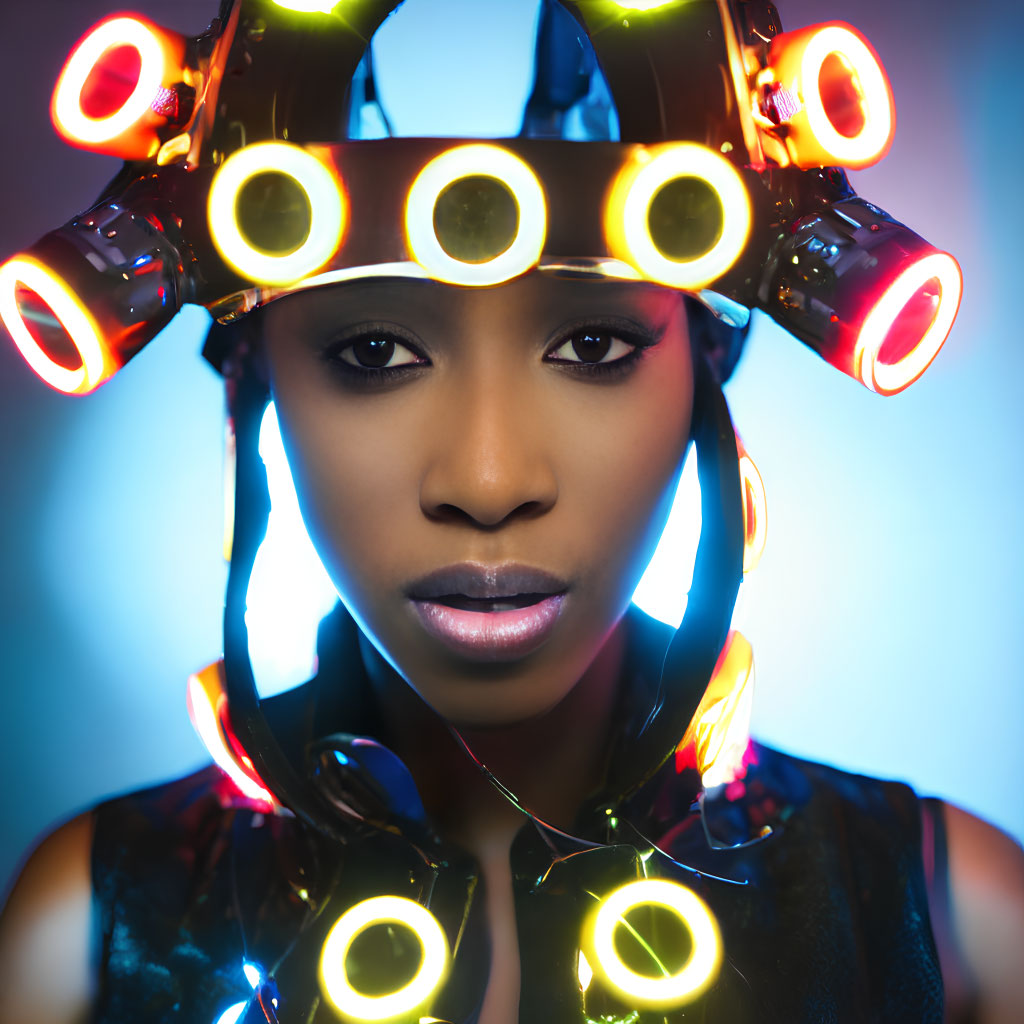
[406,563,569,662]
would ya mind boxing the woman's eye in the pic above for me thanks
[336,335,425,371]
[546,330,638,365]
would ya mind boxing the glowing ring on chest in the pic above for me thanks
[588,878,722,1006]
[319,895,448,1020]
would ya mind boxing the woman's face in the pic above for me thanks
[263,273,693,727]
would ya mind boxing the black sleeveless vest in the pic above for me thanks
[90,739,944,1023]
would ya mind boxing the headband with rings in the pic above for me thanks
[0,0,960,399]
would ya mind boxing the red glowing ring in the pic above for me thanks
[801,25,893,167]
[53,17,165,145]
[855,252,962,395]
[0,257,107,394]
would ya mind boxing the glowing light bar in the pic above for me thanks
[0,256,108,394]
[607,144,751,290]
[208,142,346,285]
[589,879,721,1006]
[52,17,166,146]
[855,252,961,395]
[577,950,594,993]
[186,663,277,807]
[615,0,677,8]
[405,144,547,286]
[694,631,754,788]
[319,896,448,1021]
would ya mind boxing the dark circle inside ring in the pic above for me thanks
[432,174,520,264]
[647,176,725,262]
[235,171,313,257]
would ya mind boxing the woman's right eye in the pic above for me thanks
[328,333,429,374]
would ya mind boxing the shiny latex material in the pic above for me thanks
[220,352,744,845]
[1,0,960,394]
[89,633,944,1022]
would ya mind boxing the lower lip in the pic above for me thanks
[410,594,567,662]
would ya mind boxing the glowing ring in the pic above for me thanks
[615,144,751,290]
[319,896,448,1021]
[801,26,893,167]
[855,252,961,395]
[405,144,547,286]
[53,18,166,145]
[0,256,106,394]
[208,142,345,285]
[590,879,721,1006]
[738,451,767,575]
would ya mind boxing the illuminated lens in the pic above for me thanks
[0,257,106,394]
[320,896,448,1021]
[590,879,721,1006]
[610,144,750,290]
[209,143,345,285]
[405,144,547,286]
[801,26,892,166]
[855,252,961,395]
[53,17,165,144]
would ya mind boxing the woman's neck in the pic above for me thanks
[358,620,628,854]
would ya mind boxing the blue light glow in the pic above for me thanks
[214,1002,246,1024]
[242,962,262,989]
[245,402,339,698]
[631,452,701,628]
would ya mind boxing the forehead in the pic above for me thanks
[263,273,686,334]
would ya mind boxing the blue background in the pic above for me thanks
[1,0,1021,895]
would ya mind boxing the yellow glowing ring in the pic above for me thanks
[0,256,106,394]
[208,142,345,285]
[855,252,961,395]
[272,0,338,10]
[405,144,547,286]
[53,18,166,145]
[617,144,750,290]
[319,896,448,1021]
[801,26,893,167]
[590,879,721,1006]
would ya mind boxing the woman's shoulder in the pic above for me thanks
[0,764,244,1024]
[0,811,95,1024]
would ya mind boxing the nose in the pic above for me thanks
[419,376,559,528]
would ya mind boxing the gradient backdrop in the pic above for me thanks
[1,0,1021,895]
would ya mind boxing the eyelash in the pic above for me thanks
[322,321,652,387]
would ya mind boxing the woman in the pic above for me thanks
[0,0,1022,1021]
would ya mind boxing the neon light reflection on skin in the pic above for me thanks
[854,252,962,395]
[208,142,346,285]
[53,17,165,144]
[799,26,893,167]
[404,144,547,286]
[319,896,449,1020]
[590,879,721,1006]
[612,144,751,290]
[0,256,106,393]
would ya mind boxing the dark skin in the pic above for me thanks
[0,275,1022,1022]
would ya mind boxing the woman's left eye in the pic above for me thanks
[545,329,639,366]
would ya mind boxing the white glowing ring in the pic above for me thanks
[53,18,166,145]
[855,251,961,395]
[405,144,547,286]
[0,256,106,394]
[800,26,893,167]
[591,879,721,1006]
[319,896,448,1021]
[619,144,751,290]
[208,142,345,285]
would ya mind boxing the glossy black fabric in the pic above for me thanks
[89,611,943,1023]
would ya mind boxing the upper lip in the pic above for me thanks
[405,562,570,601]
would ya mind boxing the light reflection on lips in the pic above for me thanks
[410,594,567,662]
[405,563,570,662]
